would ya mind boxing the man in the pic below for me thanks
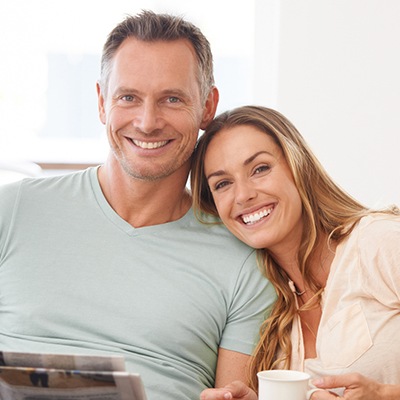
[0,11,276,399]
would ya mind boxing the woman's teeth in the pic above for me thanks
[242,208,272,225]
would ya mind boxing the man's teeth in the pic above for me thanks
[242,208,272,225]
[132,140,168,149]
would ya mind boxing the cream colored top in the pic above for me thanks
[290,214,400,397]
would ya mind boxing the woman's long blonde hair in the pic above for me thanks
[191,106,398,392]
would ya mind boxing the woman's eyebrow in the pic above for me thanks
[206,170,225,180]
[243,151,273,166]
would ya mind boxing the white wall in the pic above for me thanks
[255,0,400,208]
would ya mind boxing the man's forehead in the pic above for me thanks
[107,38,201,94]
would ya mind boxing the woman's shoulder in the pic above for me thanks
[357,212,400,237]
[350,213,400,259]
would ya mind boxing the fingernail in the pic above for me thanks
[312,378,323,386]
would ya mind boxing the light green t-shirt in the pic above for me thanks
[0,168,276,400]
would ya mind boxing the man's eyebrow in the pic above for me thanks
[112,87,190,99]
[206,151,273,180]
[112,87,140,97]
[160,88,191,100]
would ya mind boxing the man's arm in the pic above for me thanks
[214,348,250,387]
[201,377,257,400]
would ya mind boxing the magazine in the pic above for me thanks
[0,351,147,400]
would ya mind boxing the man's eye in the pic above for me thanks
[167,96,180,104]
[121,95,134,101]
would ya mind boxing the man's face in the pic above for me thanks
[97,38,216,181]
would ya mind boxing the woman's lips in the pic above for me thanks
[240,206,274,225]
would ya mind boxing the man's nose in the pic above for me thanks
[132,102,162,134]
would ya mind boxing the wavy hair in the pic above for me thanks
[190,105,398,392]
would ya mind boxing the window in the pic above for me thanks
[0,0,259,166]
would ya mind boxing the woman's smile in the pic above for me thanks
[238,204,275,226]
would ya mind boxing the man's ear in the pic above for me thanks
[96,81,107,125]
[200,86,219,130]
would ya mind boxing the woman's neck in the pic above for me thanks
[274,234,336,296]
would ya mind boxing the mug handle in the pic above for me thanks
[307,388,324,399]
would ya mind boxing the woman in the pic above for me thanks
[191,106,400,400]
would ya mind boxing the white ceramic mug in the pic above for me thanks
[257,369,310,400]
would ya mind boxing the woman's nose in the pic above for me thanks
[234,181,257,205]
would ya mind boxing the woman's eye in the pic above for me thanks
[214,180,230,190]
[254,165,270,175]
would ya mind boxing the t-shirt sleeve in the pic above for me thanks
[219,250,276,354]
[0,181,22,260]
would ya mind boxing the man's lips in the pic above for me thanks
[131,139,170,149]
[240,205,274,225]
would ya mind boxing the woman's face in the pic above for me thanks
[204,124,304,256]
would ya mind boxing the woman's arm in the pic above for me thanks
[311,373,400,400]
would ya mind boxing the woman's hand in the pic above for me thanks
[310,373,400,400]
[200,381,257,400]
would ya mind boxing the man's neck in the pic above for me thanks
[97,160,192,228]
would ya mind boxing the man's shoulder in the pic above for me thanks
[185,209,235,234]
[4,167,95,197]
[183,209,256,256]
[0,168,98,220]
